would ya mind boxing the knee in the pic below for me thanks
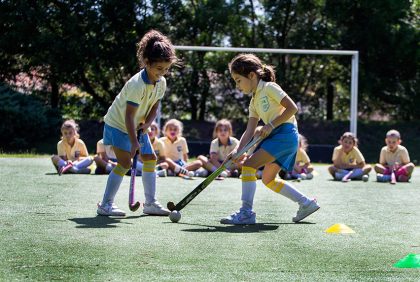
[364,165,372,173]
[262,176,274,186]
[198,155,208,162]
[142,154,157,162]
[406,163,415,172]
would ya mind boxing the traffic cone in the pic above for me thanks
[394,254,420,268]
[325,223,355,234]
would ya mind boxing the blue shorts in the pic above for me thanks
[103,124,154,154]
[175,159,186,167]
[254,123,298,171]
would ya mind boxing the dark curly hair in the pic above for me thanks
[136,30,177,67]
[229,53,275,82]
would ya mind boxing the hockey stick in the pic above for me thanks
[390,163,398,185]
[167,136,262,212]
[341,170,353,182]
[129,129,143,211]
[58,161,73,176]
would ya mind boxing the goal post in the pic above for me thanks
[173,45,359,136]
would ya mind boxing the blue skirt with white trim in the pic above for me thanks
[254,123,298,171]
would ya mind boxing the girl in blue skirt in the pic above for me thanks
[221,54,320,224]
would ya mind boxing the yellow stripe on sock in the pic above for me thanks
[143,160,157,172]
[113,164,129,177]
[266,178,285,193]
[242,166,257,182]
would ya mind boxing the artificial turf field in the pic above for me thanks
[0,158,419,281]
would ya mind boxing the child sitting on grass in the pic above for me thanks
[289,134,314,180]
[328,132,371,182]
[94,139,117,174]
[374,129,415,182]
[149,122,169,177]
[51,119,93,175]
[159,119,203,177]
[198,119,240,178]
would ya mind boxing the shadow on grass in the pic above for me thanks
[175,221,314,233]
[68,214,152,228]
[68,216,130,228]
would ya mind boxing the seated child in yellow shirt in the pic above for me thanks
[198,119,240,178]
[374,129,415,182]
[149,122,169,177]
[290,134,314,180]
[94,139,117,174]
[51,119,93,175]
[159,119,203,177]
[328,132,371,182]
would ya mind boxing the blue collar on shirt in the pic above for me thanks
[218,137,232,146]
[140,68,160,84]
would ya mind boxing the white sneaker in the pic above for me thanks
[220,171,228,178]
[362,174,369,182]
[143,201,170,216]
[194,168,208,177]
[293,199,320,223]
[97,202,126,216]
[156,169,167,177]
[220,208,256,225]
[300,173,307,180]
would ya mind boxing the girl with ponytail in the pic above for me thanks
[220,53,320,225]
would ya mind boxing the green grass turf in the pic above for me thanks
[0,158,419,281]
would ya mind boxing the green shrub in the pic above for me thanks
[0,83,61,151]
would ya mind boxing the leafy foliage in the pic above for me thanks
[0,0,418,124]
[0,84,61,150]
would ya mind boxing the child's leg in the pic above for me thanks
[185,159,203,171]
[141,155,157,204]
[94,155,108,174]
[374,163,387,174]
[73,157,93,169]
[348,165,371,180]
[164,157,190,175]
[199,155,219,172]
[101,148,131,206]
[262,163,310,206]
[51,155,67,169]
[140,132,169,215]
[396,163,415,182]
[328,165,338,178]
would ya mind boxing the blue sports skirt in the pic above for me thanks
[103,124,153,154]
[254,123,298,171]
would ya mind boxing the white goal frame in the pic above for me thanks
[173,45,359,136]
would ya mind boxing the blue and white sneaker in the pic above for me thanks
[220,208,256,225]
[293,199,320,223]
[377,174,391,182]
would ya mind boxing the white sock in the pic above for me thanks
[57,159,66,167]
[74,157,93,169]
[241,181,256,210]
[174,165,181,174]
[142,171,156,204]
[279,181,310,206]
[350,168,364,179]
